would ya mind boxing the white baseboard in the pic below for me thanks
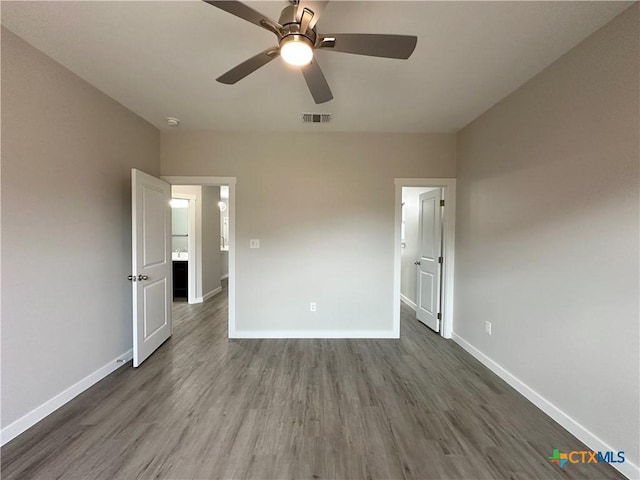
[202,286,222,302]
[221,273,229,281]
[400,294,417,311]
[452,333,639,480]
[230,330,398,339]
[1,349,133,446]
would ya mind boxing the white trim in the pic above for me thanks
[163,176,236,186]
[162,176,236,338]
[221,273,229,281]
[394,178,456,339]
[231,330,397,339]
[1,349,133,446]
[452,333,639,480]
[202,286,222,302]
[188,194,198,304]
[400,294,417,311]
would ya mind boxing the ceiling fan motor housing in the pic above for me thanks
[278,5,317,45]
[278,4,298,26]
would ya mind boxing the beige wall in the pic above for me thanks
[1,28,160,428]
[162,132,456,333]
[455,4,639,467]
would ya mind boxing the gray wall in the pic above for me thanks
[1,28,160,428]
[201,186,221,296]
[455,4,639,467]
[221,250,229,279]
[161,132,456,333]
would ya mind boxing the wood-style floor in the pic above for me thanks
[2,283,624,480]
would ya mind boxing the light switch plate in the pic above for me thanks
[250,239,260,249]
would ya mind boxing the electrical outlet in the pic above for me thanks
[249,239,260,249]
[310,302,317,312]
[485,321,492,335]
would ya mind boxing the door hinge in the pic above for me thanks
[438,256,443,264]
[440,199,445,207]
[437,313,441,320]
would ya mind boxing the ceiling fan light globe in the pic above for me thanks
[280,35,313,66]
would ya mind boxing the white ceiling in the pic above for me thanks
[1,1,631,132]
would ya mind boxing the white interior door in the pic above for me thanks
[131,169,172,367]
[416,189,442,332]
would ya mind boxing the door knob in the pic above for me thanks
[138,274,149,281]
[127,275,137,282]
[414,261,421,265]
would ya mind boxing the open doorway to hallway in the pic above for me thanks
[393,178,456,339]
[170,185,227,305]
[401,187,444,333]
[163,176,237,338]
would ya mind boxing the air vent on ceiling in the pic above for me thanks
[302,113,332,124]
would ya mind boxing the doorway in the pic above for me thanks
[402,187,443,331]
[171,185,226,305]
[163,176,237,336]
[393,178,456,339]
[170,192,196,303]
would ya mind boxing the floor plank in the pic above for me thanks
[1,284,625,479]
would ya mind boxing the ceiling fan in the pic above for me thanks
[204,0,418,104]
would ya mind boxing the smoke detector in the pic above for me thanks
[166,117,180,127]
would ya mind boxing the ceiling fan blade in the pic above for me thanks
[296,1,328,30]
[301,59,333,104]
[217,48,280,84]
[203,1,282,36]
[319,34,417,59]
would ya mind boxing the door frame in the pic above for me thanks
[394,178,456,339]
[163,176,237,337]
